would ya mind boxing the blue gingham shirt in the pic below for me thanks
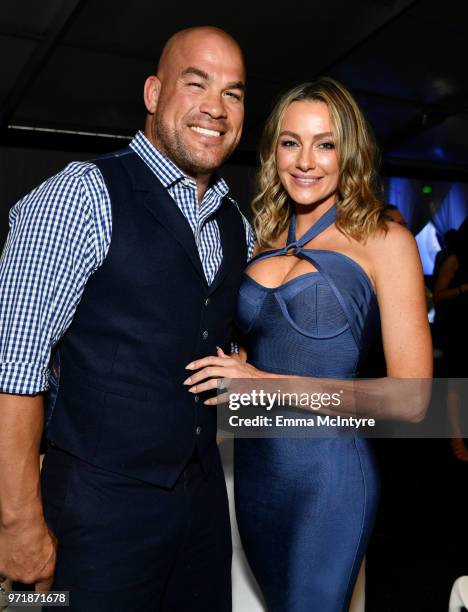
[0,131,254,395]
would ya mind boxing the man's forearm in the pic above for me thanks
[0,394,44,528]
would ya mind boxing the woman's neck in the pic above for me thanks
[293,199,335,237]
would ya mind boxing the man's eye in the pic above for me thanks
[188,82,204,88]
[224,91,242,101]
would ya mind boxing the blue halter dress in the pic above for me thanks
[234,205,380,612]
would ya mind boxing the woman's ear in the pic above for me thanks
[143,76,161,114]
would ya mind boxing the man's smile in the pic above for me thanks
[189,125,225,138]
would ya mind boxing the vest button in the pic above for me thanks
[204,297,210,307]
[194,395,199,403]
[202,330,209,340]
[195,425,202,435]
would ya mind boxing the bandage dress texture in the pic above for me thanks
[234,205,380,612]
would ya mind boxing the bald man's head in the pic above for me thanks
[157,27,246,80]
[143,27,245,182]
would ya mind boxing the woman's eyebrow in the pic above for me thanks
[279,130,300,139]
[314,131,333,139]
[279,130,334,140]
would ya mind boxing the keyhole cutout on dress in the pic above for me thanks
[245,254,318,290]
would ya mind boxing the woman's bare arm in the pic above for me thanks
[373,223,432,379]
[188,225,433,422]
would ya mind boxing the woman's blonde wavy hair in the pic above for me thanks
[252,77,386,248]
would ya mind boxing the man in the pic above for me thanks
[0,26,252,611]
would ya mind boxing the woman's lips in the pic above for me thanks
[291,175,323,186]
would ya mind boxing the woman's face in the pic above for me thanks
[276,100,339,208]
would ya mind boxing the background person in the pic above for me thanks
[383,202,406,225]
[433,219,468,462]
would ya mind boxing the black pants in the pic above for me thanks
[41,445,232,612]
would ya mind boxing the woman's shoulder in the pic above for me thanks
[364,221,423,284]
[366,219,416,257]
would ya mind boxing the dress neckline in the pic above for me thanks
[244,202,376,297]
[286,204,336,249]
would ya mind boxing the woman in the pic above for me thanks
[185,78,432,611]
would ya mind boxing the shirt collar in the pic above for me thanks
[129,131,229,198]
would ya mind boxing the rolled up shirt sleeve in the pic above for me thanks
[0,162,110,395]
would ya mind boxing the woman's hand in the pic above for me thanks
[184,347,266,405]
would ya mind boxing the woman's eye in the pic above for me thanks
[318,141,335,150]
[280,140,298,148]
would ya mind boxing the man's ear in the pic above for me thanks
[144,76,161,114]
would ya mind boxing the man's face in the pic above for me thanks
[148,33,245,179]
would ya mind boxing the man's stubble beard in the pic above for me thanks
[153,114,233,177]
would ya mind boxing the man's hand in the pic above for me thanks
[0,518,57,590]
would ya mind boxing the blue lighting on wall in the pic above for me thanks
[432,146,446,161]
[415,222,440,275]
[384,178,468,276]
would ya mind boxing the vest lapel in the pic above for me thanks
[208,198,244,295]
[122,153,207,284]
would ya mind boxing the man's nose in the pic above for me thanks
[199,92,227,120]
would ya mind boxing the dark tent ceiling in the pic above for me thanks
[0,0,467,179]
